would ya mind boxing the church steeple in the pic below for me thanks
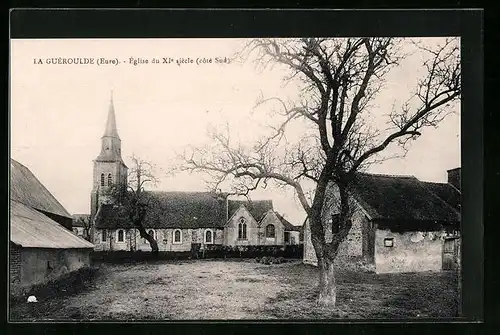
[91,91,128,219]
[96,91,123,163]
[103,91,120,140]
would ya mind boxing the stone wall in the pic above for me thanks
[225,206,260,246]
[94,227,224,252]
[302,219,317,265]
[91,228,133,251]
[374,228,444,273]
[9,243,22,296]
[302,191,367,266]
[336,206,365,260]
[11,247,91,296]
[259,211,285,246]
[191,228,224,245]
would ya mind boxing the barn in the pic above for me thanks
[303,169,461,273]
[10,159,94,297]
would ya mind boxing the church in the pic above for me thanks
[89,95,302,252]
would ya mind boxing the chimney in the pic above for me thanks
[447,167,461,191]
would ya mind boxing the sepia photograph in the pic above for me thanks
[9,35,463,321]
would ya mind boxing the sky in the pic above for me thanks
[10,38,460,225]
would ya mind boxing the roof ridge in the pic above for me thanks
[11,159,72,218]
[357,172,417,179]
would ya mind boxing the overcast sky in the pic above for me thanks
[10,38,460,225]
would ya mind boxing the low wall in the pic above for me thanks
[91,244,304,263]
[197,244,303,259]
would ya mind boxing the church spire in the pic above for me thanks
[95,90,123,163]
[103,90,120,139]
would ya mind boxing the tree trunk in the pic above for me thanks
[318,257,337,306]
[137,226,159,255]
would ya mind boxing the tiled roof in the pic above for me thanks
[350,173,460,223]
[228,200,273,222]
[94,191,227,229]
[10,200,94,249]
[10,159,71,219]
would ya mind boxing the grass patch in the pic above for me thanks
[259,264,459,319]
[9,260,460,321]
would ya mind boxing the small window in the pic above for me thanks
[284,231,290,243]
[384,238,394,247]
[117,229,124,242]
[266,224,275,238]
[173,229,182,244]
[107,173,113,186]
[238,218,247,239]
[102,229,107,242]
[100,173,105,186]
[205,229,213,244]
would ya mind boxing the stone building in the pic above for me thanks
[275,212,302,245]
[223,200,301,247]
[10,159,94,297]
[93,192,227,251]
[90,95,302,251]
[303,170,461,273]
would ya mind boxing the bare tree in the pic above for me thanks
[182,38,460,306]
[75,215,93,242]
[109,155,160,255]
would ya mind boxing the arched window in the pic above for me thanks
[107,173,112,186]
[173,229,182,244]
[205,229,213,244]
[100,173,105,186]
[117,229,124,242]
[238,218,247,239]
[266,224,275,238]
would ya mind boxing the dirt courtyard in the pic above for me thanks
[10,259,460,321]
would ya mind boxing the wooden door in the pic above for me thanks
[442,238,457,270]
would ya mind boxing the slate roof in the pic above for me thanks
[228,200,274,222]
[94,191,227,229]
[275,212,302,231]
[10,200,94,249]
[10,159,72,219]
[350,173,460,223]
